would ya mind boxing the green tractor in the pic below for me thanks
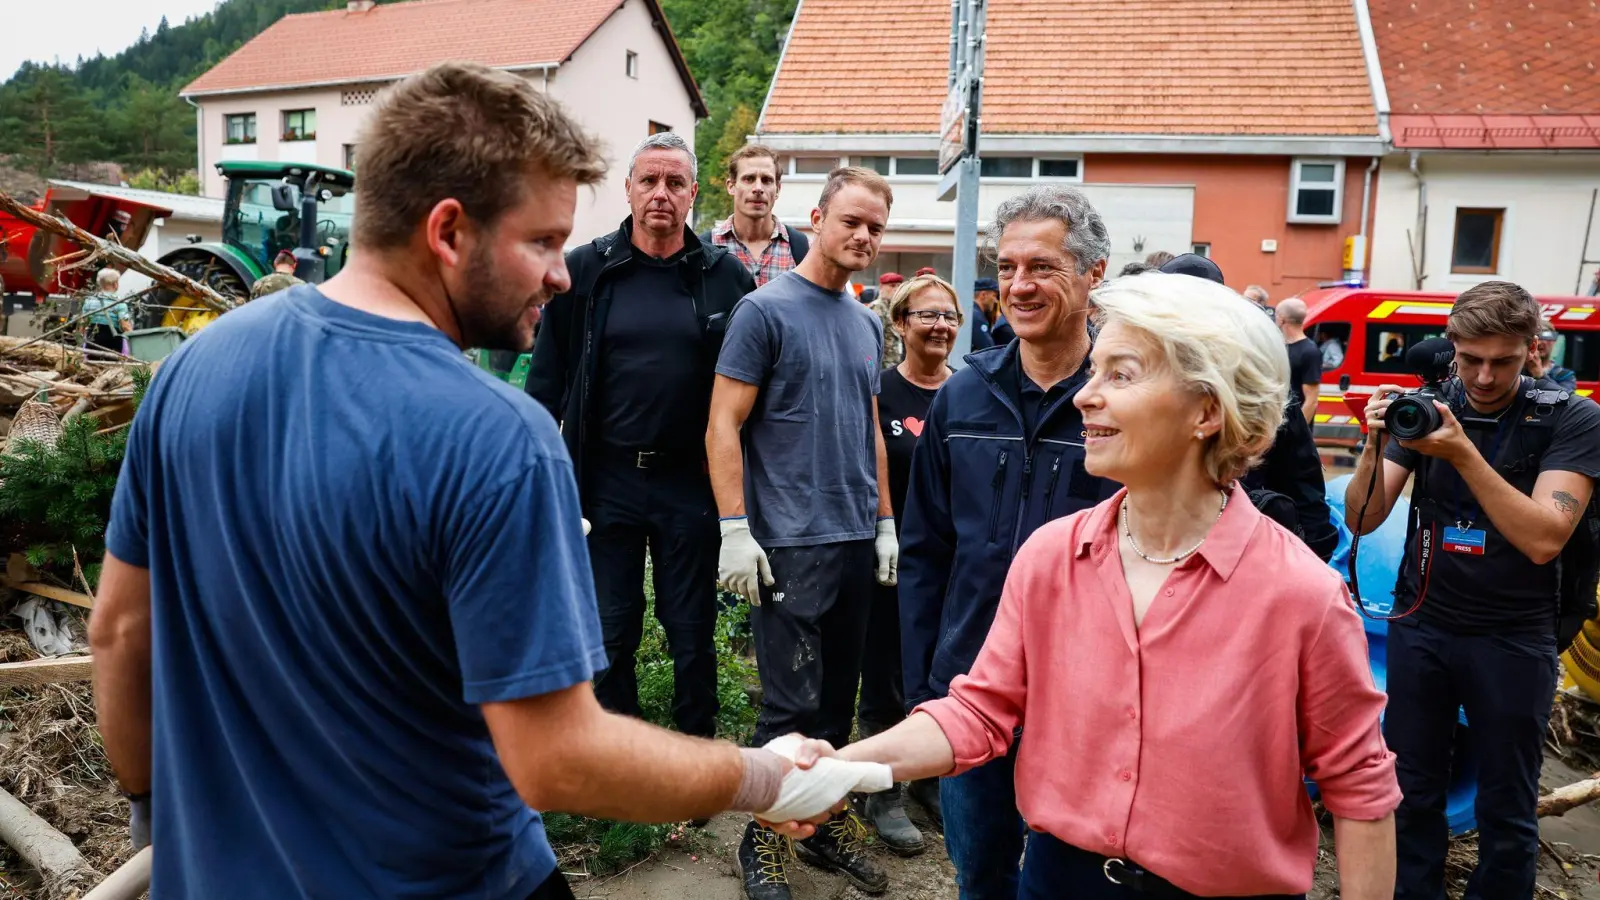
[149,159,356,333]
[146,159,530,387]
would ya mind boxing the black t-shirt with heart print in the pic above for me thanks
[877,365,944,527]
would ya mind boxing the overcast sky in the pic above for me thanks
[3,1,223,81]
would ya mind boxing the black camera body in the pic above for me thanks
[1383,337,1456,441]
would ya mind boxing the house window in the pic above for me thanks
[343,144,358,171]
[893,157,939,176]
[980,157,1033,179]
[792,157,838,176]
[854,156,891,176]
[1288,158,1343,224]
[283,109,316,142]
[225,113,256,145]
[1038,158,1082,180]
[1451,208,1504,274]
[648,120,672,135]
[626,51,639,78]
[1191,242,1211,258]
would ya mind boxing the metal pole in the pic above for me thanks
[946,0,985,367]
[1576,188,1597,296]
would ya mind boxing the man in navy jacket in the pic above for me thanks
[898,186,1116,900]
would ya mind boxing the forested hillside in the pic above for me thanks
[0,0,795,212]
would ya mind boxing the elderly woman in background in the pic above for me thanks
[794,273,1398,899]
[856,273,962,849]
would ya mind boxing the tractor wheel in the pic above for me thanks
[144,248,253,334]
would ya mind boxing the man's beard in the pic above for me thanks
[453,243,544,352]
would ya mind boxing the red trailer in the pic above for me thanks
[0,185,170,299]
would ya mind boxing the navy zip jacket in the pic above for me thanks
[899,340,1116,706]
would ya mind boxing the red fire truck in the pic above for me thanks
[1299,287,1598,447]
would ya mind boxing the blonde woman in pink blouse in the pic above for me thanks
[790,273,1399,899]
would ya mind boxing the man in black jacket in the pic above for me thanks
[527,133,757,738]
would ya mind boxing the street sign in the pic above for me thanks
[939,79,969,175]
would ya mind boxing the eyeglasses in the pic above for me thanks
[906,310,962,326]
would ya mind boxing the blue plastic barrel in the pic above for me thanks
[1325,474,1478,834]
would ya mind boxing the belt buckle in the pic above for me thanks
[635,451,656,469]
[1103,859,1127,885]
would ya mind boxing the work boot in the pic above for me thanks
[796,809,889,894]
[906,777,943,831]
[863,784,925,856]
[738,820,792,900]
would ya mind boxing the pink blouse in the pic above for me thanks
[916,487,1399,897]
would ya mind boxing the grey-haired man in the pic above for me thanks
[528,133,756,737]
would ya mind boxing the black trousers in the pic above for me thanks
[856,581,905,733]
[584,458,719,738]
[1386,618,1557,900]
[751,540,875,748]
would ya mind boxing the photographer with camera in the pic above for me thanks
[1344,281,1600,900]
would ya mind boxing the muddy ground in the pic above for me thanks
[582,754,1600,900]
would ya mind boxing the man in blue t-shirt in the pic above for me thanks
[89,62,813,900]
[708,167,900,900]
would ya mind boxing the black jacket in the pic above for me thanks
[525,218,757,485]
[1242,402,1339,562]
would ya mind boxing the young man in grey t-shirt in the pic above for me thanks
[708,167,900,900]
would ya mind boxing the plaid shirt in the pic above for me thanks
[709,216,796,287]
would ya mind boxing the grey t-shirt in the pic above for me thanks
[715,270,883,547]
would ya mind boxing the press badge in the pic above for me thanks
[1442,526,1487,555]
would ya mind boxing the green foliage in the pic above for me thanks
[0,369,151,583]
[0,0,404,184]
[638,598,759,743]
[659,0,800,226]
[126,168,201,196]
[543,814,677,876]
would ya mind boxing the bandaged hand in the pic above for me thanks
[756,734,892,823]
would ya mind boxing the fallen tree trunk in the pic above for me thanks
[1538,777,1600,818]
[0,337,84,374]
[0,190,233,314]
[0,785,97,896]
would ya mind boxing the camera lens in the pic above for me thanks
[1385,395,1442,441]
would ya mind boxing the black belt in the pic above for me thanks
[1101,857,1190,897]
[593,446,704,471]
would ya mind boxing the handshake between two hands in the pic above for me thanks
[750,735,893,839]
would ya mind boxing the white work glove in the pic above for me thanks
[874,518,899,586]
[581,518,591,536]
[719,517,773,605]
[758,735,894,823]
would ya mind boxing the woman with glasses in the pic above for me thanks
[856,273,962,848]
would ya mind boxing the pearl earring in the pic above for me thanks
[1195,431,1205,440]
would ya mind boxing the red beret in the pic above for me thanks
[915,267,937,276]
[879,273,904,286]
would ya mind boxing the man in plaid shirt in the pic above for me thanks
[702,145,809,287]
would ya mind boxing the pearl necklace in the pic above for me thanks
[1120,489,1229,565]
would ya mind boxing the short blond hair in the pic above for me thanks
[887,274,961,324]
[1090,273,1288,485]
[817,166,893,213]
[355,61,607,249]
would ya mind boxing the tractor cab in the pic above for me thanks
[219,160,356,282]
[150,160,356,334]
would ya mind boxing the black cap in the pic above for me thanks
[973,278,998,292]
[1158,253,1225,285]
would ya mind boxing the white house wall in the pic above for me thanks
[770,176,1196,276]
[1369,154,1600,297]
[198,87,357,197]
[548,0,699,247]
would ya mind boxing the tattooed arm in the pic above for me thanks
[1450,452,1593,564]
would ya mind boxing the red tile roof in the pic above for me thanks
[1368,0,1600,117]
[760,0,1377,136]
[183,0,705,116]
[1389,113,1600,149]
